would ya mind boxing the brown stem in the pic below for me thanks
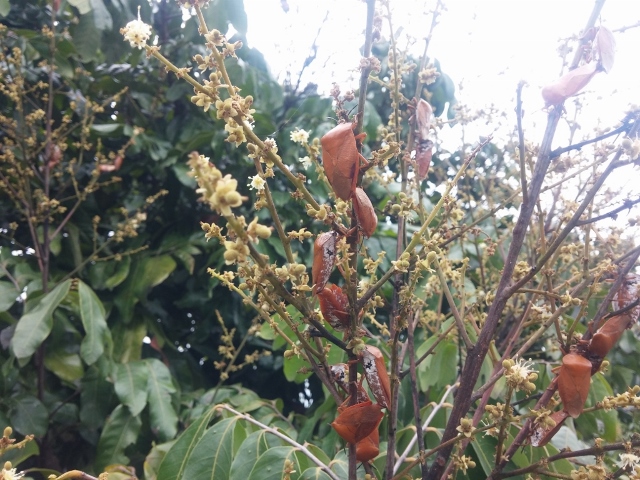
[407,311,428,479]
[496,438,640,479]
[424,103,563,480]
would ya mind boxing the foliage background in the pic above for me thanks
[1,0,639,479]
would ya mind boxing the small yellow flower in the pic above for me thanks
[298,156,312,169]
[263,138,278,154]
[290,128,309,144]
[1,463,25,480]
[248,175,265,191]
[120,7,152,49]
[620,453,640,470]
[191,91,213,112]
[456,418,474,438]
[503,358,538,393]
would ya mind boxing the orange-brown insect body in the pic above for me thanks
[331,400,384,444]
[321,122,367,201]
[353,187,377,238]
[312,231,338,294]
[613,273,640,322]
[356,428,379,462]
[588,313,631,358]
[361,345,391,409]
[557,353,592,418]
[317,284,350,330]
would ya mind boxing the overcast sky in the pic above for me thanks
[243,0,639,140]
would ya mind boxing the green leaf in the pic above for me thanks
[157,408,216,480]
[144,440,175,480]
[299,468,334,480]
[114,361,149,416]
[589,373,617,441]
[230,430,283,480]
[0,0,10,17]
[95,404,142,472]
[81,364,116,429]
[145,358,178,442]
[79,281,109,365]
[247,446,302,480]
[0,280,17,311]
[112,320,147,363]
[72,12,101,61]
[92,123,122,134]
[114,255,176,322]
[104,256,131,290]
[11,280,71,360]
[470,433,497,476]
[183,417,245,480]
[44,349,84,383]
[283,353,312,383]
[10,394,49,437]
[329,450,348,478]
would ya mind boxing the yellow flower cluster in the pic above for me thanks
[503,358,538,394]
[120,8,152,50]
[188,152,243,216]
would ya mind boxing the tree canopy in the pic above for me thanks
[1,1,640,479]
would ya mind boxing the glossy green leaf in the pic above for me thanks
[10,394,49,437]
[157,408,216,480]
[247,446,302,480]
[114,361,148,416]
[183,417,245,480]
[11,280,71,360]
[230,430,284,480]
[79,281,109,365]
[95,404,142,472]
[0,280,17,311]
[44,350,84,383]
[145,358,178,441]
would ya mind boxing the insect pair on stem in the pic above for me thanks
[532,274,640,446]
[330,346,391,462]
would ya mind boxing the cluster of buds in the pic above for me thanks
[569,464,607,480]
[599,386,640,410]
